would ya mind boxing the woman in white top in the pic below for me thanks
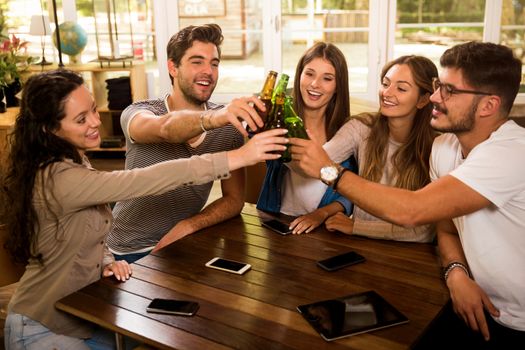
[257,42,356,233]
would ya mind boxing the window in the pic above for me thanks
[394,0,486,65]
[501,0,525,99]
[175,0,265,95]
[1,0,155,67]
[153,0,523,104]
[393,0,524,104]
[154,0,378,102]
[280,0,371,94]
[3,0,524,105]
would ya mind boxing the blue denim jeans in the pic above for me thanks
[113,251,149,264]
[4,313,116,350]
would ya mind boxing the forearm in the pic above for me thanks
[352,216,434,242]
[437,222,467,267]
[333,168,491,229]
[160,109,221,143]
[185,195,244,232]
[333,172,422,226]
[437,220,473,293]
[316,202,345,221]
[293,136,487,227]
[188,167,244,231]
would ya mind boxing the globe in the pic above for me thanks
[53,21,88,60]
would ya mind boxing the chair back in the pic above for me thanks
[0,224,25,287]
[245,162,266,204]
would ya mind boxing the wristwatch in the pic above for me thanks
[320,164,341,187]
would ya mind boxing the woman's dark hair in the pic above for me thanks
[1,69,84,264]
[292,42,350,140]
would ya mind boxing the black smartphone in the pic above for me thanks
[317,251,366,272]
[262,219,292,235]
[205,257,252,274]
[146,298,199,316]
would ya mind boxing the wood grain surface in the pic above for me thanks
[57,204,449,350]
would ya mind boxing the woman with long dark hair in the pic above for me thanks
[1,69,286,349]
[257,42,357,233]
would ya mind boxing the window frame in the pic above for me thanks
[152,0,523,105]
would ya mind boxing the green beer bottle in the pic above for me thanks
[264,73,289,131]
[282,96,308,162]
[248,70,278,135]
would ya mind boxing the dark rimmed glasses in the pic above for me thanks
[432,78,492,101]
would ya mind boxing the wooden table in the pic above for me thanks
[56,204,449,350]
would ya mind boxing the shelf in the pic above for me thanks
[26,62,147,154]
[28,61,144,74]
[26,62,147,114]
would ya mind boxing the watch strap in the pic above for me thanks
[332,166,347,191]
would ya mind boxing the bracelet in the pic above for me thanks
[199,111,209,132]
[443,261,471,281]
[332,167,348,192]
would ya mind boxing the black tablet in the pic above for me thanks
[297,290,409,341]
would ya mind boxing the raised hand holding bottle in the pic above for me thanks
[264,73,289,131]
[282,95,308,162]
[247,70,278,135]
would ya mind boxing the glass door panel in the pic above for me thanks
[178,0,265,96]
[280,0,370,94]
[394,0,486,67]
[501,0,525,93]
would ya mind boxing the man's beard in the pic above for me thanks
[432,97,479,133]
[177,75,214,106]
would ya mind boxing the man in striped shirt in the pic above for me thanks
[107,24,267,263]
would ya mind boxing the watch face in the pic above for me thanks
[321,165,338,183]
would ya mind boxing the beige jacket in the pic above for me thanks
[9,152,230,338]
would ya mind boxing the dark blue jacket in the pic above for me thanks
[256,156,357,215]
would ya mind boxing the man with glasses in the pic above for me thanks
[290,41,525,348]
[432,77,493,100]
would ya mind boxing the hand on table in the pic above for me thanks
[325,212,354,235]
[290,210,329,234]
[103,260,132,281]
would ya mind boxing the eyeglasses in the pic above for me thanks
[432,78,492,101]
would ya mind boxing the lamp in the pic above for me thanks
[29,14,52,66]
[51,0,64,67]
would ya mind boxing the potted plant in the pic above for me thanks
[0,34,33,112]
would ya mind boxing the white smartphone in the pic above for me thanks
[205,257,251,275]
